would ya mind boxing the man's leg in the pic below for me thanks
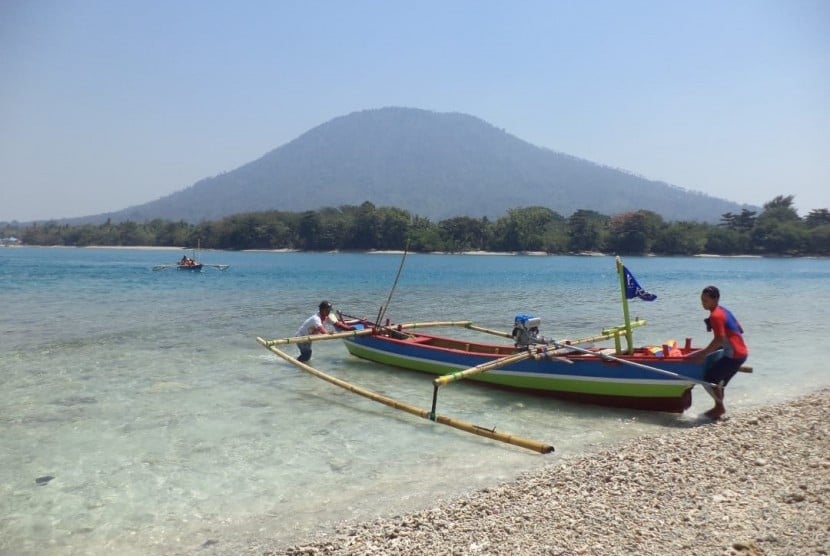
[297,343,312,363]
[703,357,743,419]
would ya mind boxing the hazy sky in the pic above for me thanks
[1,0,828,222]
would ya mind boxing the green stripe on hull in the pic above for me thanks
[344,342,690,400]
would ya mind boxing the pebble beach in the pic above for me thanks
[261,389,829,556]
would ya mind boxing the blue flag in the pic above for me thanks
[623,266,657,301]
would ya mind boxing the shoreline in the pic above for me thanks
[9,245,827,258]
[6,244,829,259]
[258,389,829,555]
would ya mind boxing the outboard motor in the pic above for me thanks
[512,313,543,347]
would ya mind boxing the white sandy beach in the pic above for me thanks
[250,389,830,556]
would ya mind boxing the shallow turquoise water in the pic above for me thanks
[1,247,828,554]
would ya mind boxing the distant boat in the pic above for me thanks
[152,243,229,272]
[153,259,229,272]
[176,257,204,271]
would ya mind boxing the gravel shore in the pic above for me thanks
[266,389,829,556]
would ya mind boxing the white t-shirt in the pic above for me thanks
[296,312,337,336]
[296,314,323,337]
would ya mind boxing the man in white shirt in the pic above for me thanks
[295,300,336,362]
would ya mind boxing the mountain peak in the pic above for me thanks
[78,107,751,224]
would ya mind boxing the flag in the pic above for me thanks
[623,266,657,301]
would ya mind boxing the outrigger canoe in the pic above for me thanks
[338,317,709,413]
[152,241,230,272]
[257,256,749,453]
[152,262,231,271]
[152,260,229,272]
[177,261,203,271]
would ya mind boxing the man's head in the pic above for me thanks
[700,285,720,310]
[319,300,333,315]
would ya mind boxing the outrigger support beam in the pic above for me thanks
[256,337,554,454]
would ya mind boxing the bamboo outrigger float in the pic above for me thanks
[256,337,554,453]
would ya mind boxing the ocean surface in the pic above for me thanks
[1,247,829,555]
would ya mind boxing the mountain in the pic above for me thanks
[80,107,753,224]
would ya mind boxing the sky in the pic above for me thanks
[1,0,828,222]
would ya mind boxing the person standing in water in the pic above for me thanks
[690,285,748,419]
[295,300,338,363]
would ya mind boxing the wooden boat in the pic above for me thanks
[152,261,229,271]
[338,318,707,412]
[152,245,229,272]
[256,256,747,452]
[153,260,216,271]
[177,260,203,271]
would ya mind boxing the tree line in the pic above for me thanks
[4,195,829,256]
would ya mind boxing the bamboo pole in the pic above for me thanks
[256,337,554,454]
[569,320,647,346]
[616,256,634,354]
[262,320,476,347]
[464,320,648,344]
[551,341,716,388]
[263,327,376,346]
[433,350,535,386]
[464,323,514,338]
[262,317,647,352]
[376,240,409,326]
[400,320,474,330]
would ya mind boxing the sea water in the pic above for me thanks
[1,247,829,555]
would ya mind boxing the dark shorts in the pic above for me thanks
[704,356,746,387]
[297,343,312,362]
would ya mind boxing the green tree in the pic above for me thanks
[653,221,708,255]
[492,207,562,252]
[297,211,321,250]
[606,211,663,254]
[704,227,745,254]
[408,216,444,251]
[750,195,805,254]
[805,209,830,228]
[348,202,381,250]
[439,216,490,251]
[719,209,756,232]
[377,207,412,250]
[567,210,609,252]
[805,225,830,255]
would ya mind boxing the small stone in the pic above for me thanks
[731,541,764,555]
[35,475,54,485]
[783,493,805,503]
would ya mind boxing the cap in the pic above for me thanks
[319,300,333,311]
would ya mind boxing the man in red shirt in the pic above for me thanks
[690,285,748,420]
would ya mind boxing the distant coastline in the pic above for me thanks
[7,244,827,258]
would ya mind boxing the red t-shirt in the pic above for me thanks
[710,305,748,359]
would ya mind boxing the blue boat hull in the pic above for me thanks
[343,329,709,412]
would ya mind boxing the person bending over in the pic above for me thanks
[295,300,338,363]
[689,285,748,420]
